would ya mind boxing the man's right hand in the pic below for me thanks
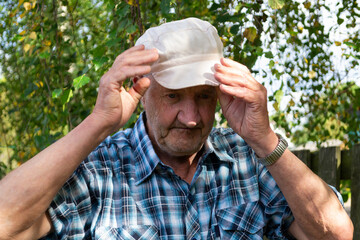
[92,45,159,134]
[0,45,158,240]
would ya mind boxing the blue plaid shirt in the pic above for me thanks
[43,113,298,239]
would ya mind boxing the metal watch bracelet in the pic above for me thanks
[256,133,288,166]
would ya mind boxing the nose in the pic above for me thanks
[177,99,201,128]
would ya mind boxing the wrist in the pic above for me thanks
[85,113,116,141]
[249,130,278,158]
[256,133,288,166]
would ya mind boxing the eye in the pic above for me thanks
[199,93,210,99]
[198,88,216,100]
[199,90,216,100]
[167,93,177,99]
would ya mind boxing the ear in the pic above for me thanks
[139,74,154,109]
[141,94,146,108]
[140,85,147,110]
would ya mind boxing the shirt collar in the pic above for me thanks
[131,112,162,185]
[205,130,237,164]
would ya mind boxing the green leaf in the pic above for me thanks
[337,18,344,25]
[11,35,22,42]
[106,38,120,47]
[269,60,275,69]
[230,24,240,35]
[61,89,73,105]
[90,46,106,58]
[73,75,90,89]
[105,0,116,11]
[344,42,357,48]
[243,27,257,43]
[265,51,274,58]
[34,135,46,150]
[39,51,50,59]
[274,89,284,104]
[93,57,109,71]
[160,0,171,14]
[268,0,285,9]
[117,4,130,17]
[23,83,37,98]
[341,193,349,203]
[52,89,62,98]
[273,102,279,111]
[255,47,263,56]
[209,3,220,11]
[126,25,137,34]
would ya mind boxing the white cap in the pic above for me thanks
[135,17,224,89]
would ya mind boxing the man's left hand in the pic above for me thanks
[214,58,277,157]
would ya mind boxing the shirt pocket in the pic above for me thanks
[216,201,265,238]
[95,225,159,240]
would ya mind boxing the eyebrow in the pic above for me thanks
[160,86,216,95]
[199,88,216,94]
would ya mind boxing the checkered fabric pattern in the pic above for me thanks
[42,112,334,240]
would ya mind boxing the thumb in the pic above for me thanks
[128,76,151,102]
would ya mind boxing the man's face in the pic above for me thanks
[142,79,217,158]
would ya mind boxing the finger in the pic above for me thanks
[122,44,146,54]
[215,62,244,76]
[215,60,262,90]
[220,58,251,74]
[214,70,258,91]
[128,76,151,102]
[115,65,152,81]
[219,84,258,103]
[116,48,159,66]
[215,61,258,83]
[126,48,158,63]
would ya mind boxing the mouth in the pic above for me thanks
[170,127,200,134]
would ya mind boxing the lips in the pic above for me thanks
[172,127,197,132]
[170,127,201,136]
[171,126,201,130]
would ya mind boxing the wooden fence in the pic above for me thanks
[292,144,360,239]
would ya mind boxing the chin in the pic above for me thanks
[156,132,207,157]
[165,143,204,156]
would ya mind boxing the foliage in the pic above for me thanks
[267,0,360,148]
[0,0,359,177]
[340,179,351,203]
[291,82,360,147]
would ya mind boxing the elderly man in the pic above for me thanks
[0,18,353,240]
